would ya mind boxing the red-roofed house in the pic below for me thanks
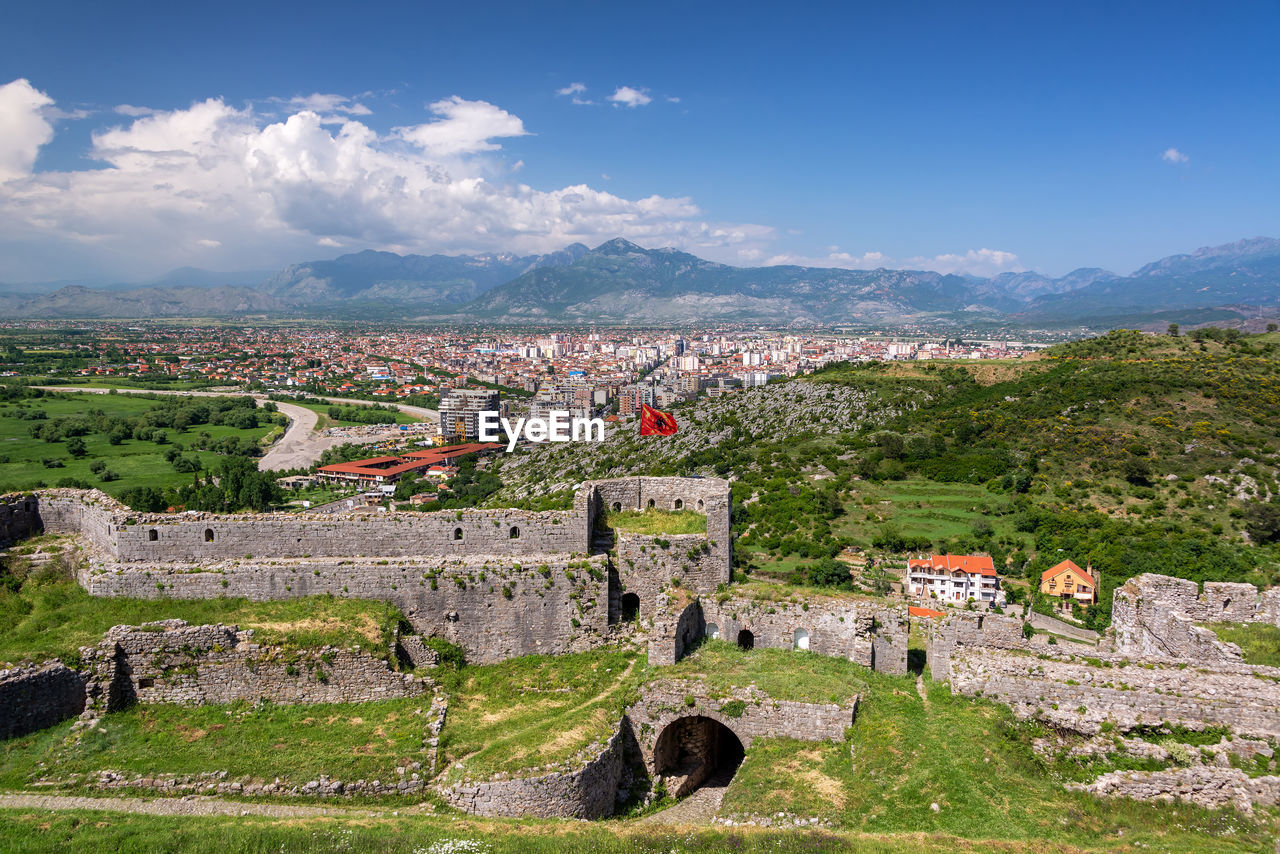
[1039,560,1098,607]
[907,554,1000,604]
[315,443,502,487]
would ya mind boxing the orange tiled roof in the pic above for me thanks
[908,606,946,619]
[1041,559,1092,584]
[907,554,997,577]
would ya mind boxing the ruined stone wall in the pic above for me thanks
[1111,574,1277,661]
[31,490,123,557]
[925,611,1028,682]
[79,620,428,712]
[0,494,41,547]
[701,595,909,674]
[647,593,705,667]
[614,533,727,612]
[948,647,1280,740]
[440,721,631,819]
[78,554,610,663]
[0,662,85,738]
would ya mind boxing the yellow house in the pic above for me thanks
[1039,559,1098,607]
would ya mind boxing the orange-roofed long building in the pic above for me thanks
[1039,560,1098,607]
[315,443,502,488]
[907,554,1000,604]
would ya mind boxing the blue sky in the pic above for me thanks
[1,0,1277,281]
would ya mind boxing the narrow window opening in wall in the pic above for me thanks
[697,499,704,511]
[793,628,810,651]
[509,526,520,539]
[1223,598,1231,613]
[612,502,622,512]
[977,616,984,630]
[204,528,214,543]
[647,499,655,509]
[453,528,463,541]
[674,499,683,510]
[737,629,754,650]
[137,678,154,689]
[148,529,158,542]
[706,622,720,640]
[621,592,640,622]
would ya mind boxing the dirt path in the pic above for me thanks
[635,768,735,825]
[33,386,438,472]
[0,792,398,819]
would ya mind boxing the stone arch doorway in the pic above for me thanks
[653,715,745,798]
[737,629,754,650]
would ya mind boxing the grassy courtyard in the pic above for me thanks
[0,572,402,666]
[604,509,707,535]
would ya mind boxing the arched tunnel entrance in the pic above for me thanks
[653,715,745,798]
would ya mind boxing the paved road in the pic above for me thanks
[0,792,393,819]
[33,387,438,472]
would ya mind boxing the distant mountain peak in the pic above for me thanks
[593,237,646,255]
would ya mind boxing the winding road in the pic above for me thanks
[34,387,438,472]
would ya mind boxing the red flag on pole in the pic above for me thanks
[639,403,678,436]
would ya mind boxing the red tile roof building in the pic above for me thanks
[316,443,502,487]
[907,554,1000,603]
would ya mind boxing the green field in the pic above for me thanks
[1204,622,1280,668]
[0,697,432,792]
[1,809,1195,854]
[0,566,401,665]
[0,392,274,497]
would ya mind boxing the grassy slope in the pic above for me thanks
[0,642,1273,851]
[0,698,431,791]
[436,649,643,784]
[1204,621,1280,668]
[0,809,1161,854]
[0,576,402,665]
[0,393,271,497]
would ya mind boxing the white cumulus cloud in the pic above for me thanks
[762,247,1025,277]
[0,80,776,280]
[1162,147,1189,164]
[556,82,587,96]
[395,95,528,155]
[0,78,54,182]
[609,86,652,108]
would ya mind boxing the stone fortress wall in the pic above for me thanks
[2,478,732,665]
[80,619,429,716]
[1110,573,1280,661]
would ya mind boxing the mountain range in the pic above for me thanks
[1,237,1278,327]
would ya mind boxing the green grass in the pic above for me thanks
[436,649,643,784]
[663,640,867,704]
[1204,622,1280,668]
[604,509,707,535]
[0,808,1149,854]
[0,698,431,791]
[0,576,402,665]
[835,478,1026,550]
[287,399,419,428]
[0,392,272,498]
[721,672,1273,851]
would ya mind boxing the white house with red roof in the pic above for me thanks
[907,554,1001,604]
